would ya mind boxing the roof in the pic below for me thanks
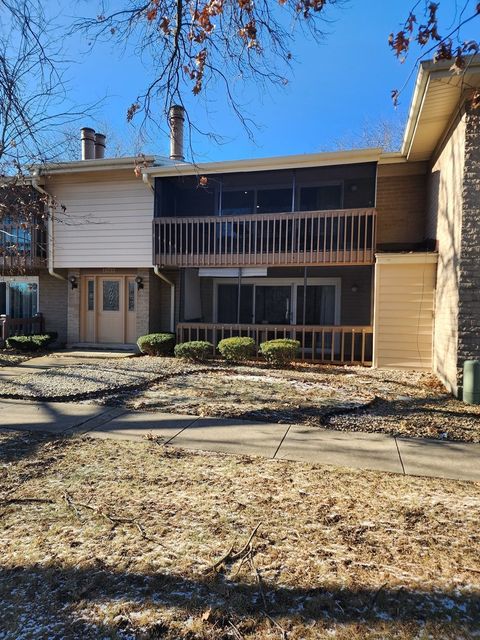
[401,55,480,161]
[143,148,383,178]
[34,55,480,178]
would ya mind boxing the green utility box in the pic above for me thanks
[463,360,480,405]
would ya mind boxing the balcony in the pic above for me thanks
[153,208,376,268]
[0,223,47,272]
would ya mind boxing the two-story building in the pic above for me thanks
[1,56,479,397]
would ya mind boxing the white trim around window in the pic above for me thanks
[213,277,341,325]
[0,275,40,316]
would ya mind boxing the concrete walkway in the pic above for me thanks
[0,350,135,379]
[0,398,479,482]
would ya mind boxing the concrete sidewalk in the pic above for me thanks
[0,399,479,482]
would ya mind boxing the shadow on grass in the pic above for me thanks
[0,563,478,638]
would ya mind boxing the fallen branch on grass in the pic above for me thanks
[208,522,262,573]
[63,491,147,538]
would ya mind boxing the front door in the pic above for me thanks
[97,277,124,343]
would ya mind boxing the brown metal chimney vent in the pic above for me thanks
[81,127,95,160]
[94,132,106,159]
[169,105,185,161]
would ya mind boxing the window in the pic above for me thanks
[128,281,136,311]
[296,285,336,325]
[299,184,342,211]
[256,188,292,214]
[221,190,254,216]
[217,284,253,323]
[255,286,291,324]
[102,281,120,311]
[87,280,95,311]
[0,280,39,318]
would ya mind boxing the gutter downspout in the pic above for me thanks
[142,172,154,192]
[31,174,65,281]
[153,266,175,333]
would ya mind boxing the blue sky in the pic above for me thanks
[49,1,478,162]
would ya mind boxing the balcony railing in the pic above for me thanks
[0,223,47,271]
[177,323,373,365]
[153,208,376,268]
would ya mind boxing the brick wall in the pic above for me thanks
[66,269,81,344]
[149,269,180,333]
[457,101,480,385]
[427,111,466,395]
[376,162,428,248]
[39,270,68,344]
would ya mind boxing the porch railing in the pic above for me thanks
[176,323,373,365]
[153,208,376,268]
[0,223,47,270]
[0,313,44,345]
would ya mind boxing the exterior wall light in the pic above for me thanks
[351,284,359,293]
[69,275,78,289]
[135,276,144,290]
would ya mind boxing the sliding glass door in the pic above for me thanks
[215,279,339,326]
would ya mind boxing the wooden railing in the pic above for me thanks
[153,208,376,267]
[0,223,47,271]
[176,323,373,365]
[0,313,44,345]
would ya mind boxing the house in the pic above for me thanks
[1,57,479,397]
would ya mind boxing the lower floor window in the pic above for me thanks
[216,279,339,325]
[0,279,39,318]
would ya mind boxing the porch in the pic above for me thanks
[176,322,374,365]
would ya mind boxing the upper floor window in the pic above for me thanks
[299,184,343,211]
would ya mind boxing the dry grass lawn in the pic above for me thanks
[1,429,479,639]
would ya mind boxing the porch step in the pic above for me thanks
[62,343,139,359]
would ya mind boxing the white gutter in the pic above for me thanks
[31,174,65,281]
[153,266,175,332]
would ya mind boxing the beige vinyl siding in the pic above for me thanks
[373,255,437,370]
[47,172,153,268]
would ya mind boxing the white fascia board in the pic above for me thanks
[34,156,157,176]
[143,148,383,178]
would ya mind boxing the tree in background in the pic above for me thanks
[74,0,480,145]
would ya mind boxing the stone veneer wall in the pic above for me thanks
[457,100,480,387]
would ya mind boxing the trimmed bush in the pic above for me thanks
[6,333,57,352]
[174,340,213,362]
[259,338,300,367]
[218,336,256,363]
[137,333,175,356]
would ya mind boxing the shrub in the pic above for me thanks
[174,340,213,362]
[259,338,300,367]
[137,333,175,356]
[218,336,256,363]
[6,333,57,352]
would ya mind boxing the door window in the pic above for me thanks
[87,280,95,311]
[102,281,120,311]
[128,281,136,311]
